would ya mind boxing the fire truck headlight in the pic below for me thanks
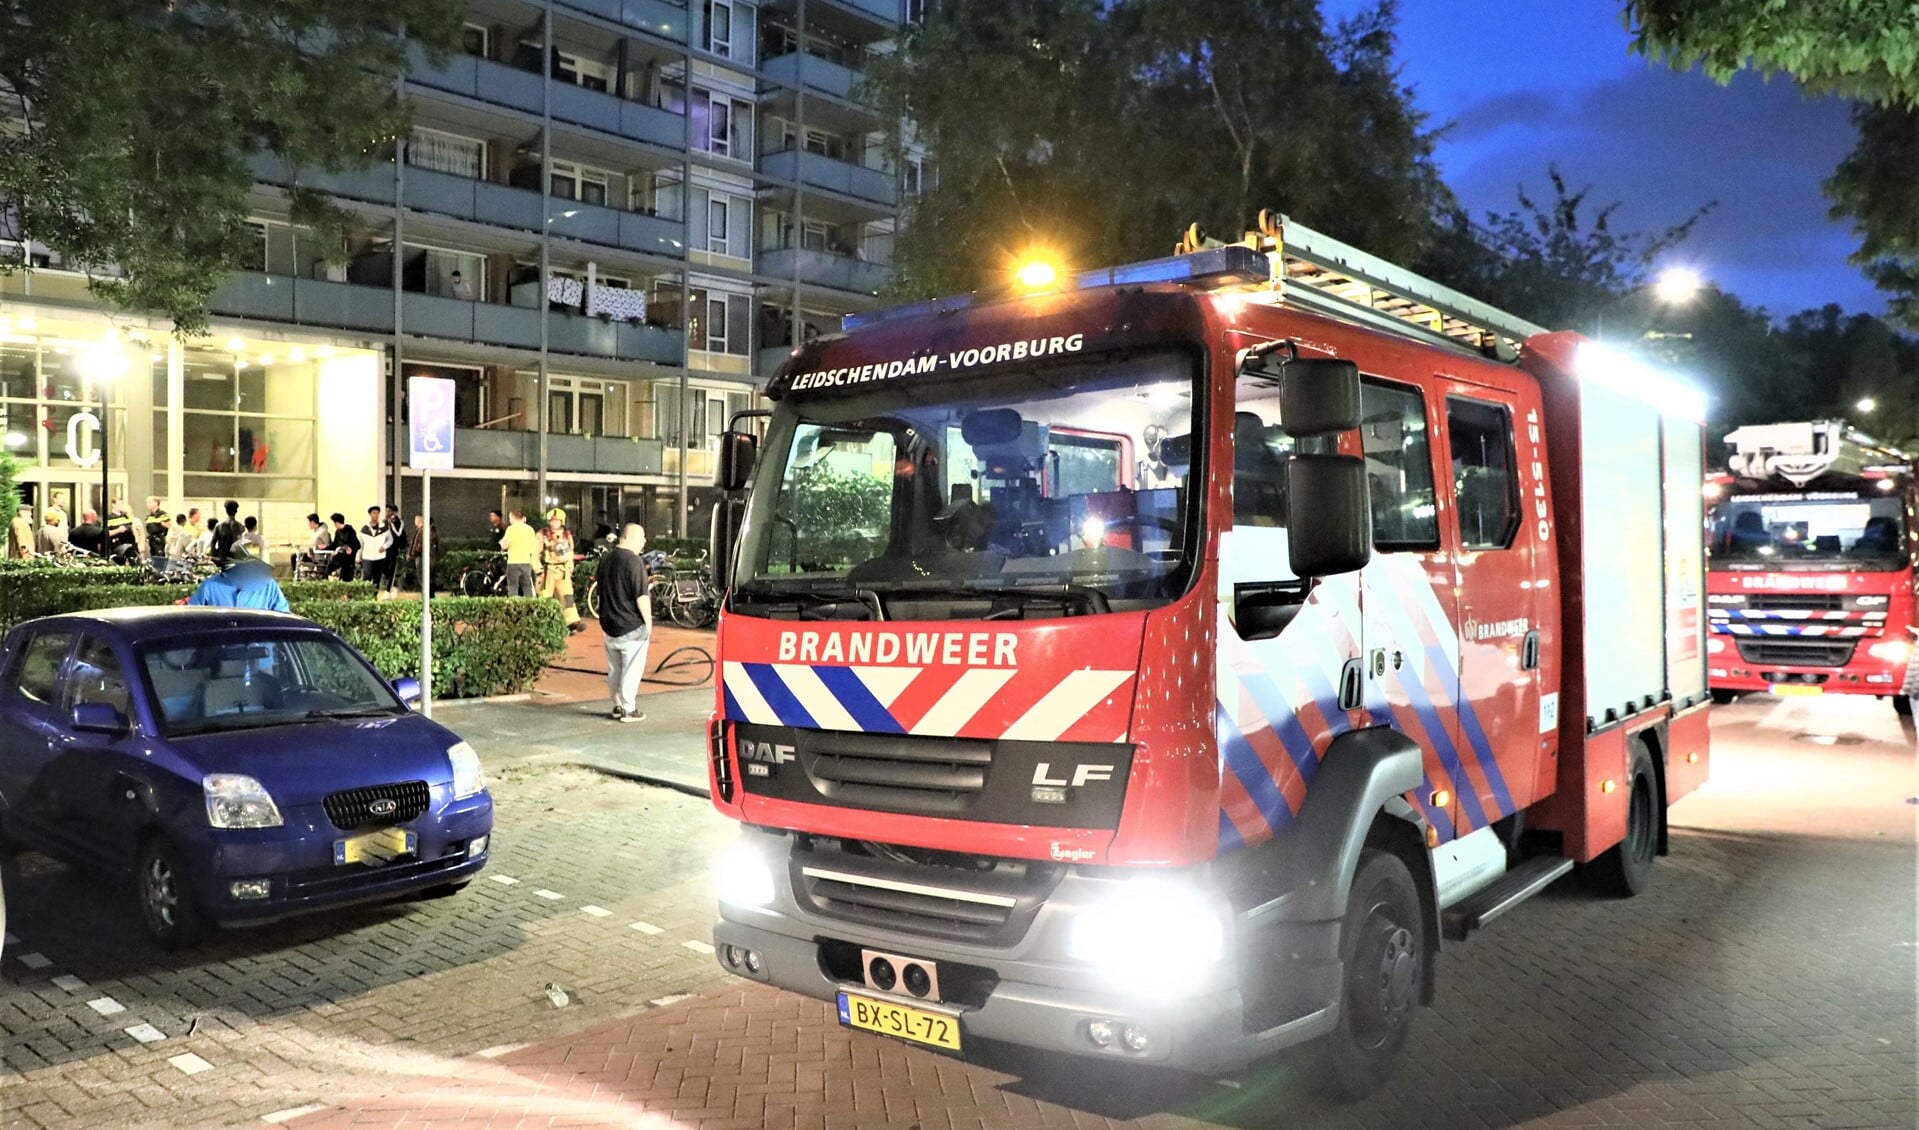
[1867,640,1912,666]
[1706,637,1727,654]
[1066,882,1228,988]
[714,840,777,908]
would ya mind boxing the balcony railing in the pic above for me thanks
[409,54,688,152]
[455,427,669,476]
[759,149,897,208]
[762,52,862,102]
[759,247,889,296]
[209,272,686,365]
[555,0,690,43]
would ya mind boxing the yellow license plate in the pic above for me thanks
[1772,684,1823,697]
[836,991,961,1051]
[334,827,418,866]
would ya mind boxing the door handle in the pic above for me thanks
[1521,630,1541,671]
[1337,657,1365,711]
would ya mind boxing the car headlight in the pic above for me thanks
[714,839,777,908]
[448,741,486,800]
[203,774,283,829]
[1066,880,1229,990]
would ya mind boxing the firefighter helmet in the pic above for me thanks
[545,507,567,523]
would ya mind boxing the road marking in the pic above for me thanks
[581,905,612,918]
[474,1044,527,1060]
[488,875,520,886]
[50,974,87,992]
[124,1023,166,1044]
[681,940,715,955]
[628,921,663,935]
[87,997,127,1017]
[168,1052,213,1076]
[261,1105,329,1124]
[534,889,564,901]
[18,952,50,969]
[650,993,696,1007]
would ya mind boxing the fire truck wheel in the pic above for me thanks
[1894,695,1913,718]
[1313,847,1423,1101]
[1588,740,1658,897]
[1710,689,1739,705]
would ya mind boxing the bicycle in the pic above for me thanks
[457,552,507,597]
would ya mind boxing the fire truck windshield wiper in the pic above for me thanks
[862,581,1112,618]
[734,581,887,621]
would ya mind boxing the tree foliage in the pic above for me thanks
[864,0,1450,299]
[1624,0,1919,326]
[0,0,463,334]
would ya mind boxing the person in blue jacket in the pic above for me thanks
[186,544,292,612]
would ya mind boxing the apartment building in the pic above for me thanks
[0,0,922,545]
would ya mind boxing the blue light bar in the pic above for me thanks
[842,245,1272,332]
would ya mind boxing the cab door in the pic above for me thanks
[1437,383,1541,822]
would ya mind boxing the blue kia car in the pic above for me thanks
[0,607,492,948]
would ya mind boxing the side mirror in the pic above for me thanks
[718,431,759,492]
[1278,359,1362,438]
[71,702,129,734]
[1286,454,1371,578]
[392,677,423,709]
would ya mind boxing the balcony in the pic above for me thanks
[555,0,690,43]
[455,428,669,476]
[762,52,861,101]
[409,55,688,152]
[760,247,889,296]
[759,149,897,209]
[546,199,686,258]
[211,272,686,364]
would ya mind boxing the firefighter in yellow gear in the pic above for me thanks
[539,507,585,633]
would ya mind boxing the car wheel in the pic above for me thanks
[1588,738,1659,897]
[1312,848,1423,1101]
[135,836,206,950]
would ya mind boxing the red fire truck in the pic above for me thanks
[1705,420,1916,715]
[703,214,1712,1095]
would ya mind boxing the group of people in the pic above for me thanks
[301,505,438,591]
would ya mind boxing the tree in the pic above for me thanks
[0,450,19,548]
[0,0,463,334]
[1623,0,1919,325]
[863,0,1450,299]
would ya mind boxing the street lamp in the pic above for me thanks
[78,344,129,517]
[1857,397,1878,414]
[1595,266,1706,342]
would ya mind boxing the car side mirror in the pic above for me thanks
[71,702,129,735]
[1286,454,1372,578]
[391,677,423,709]
[1277,359,1362,437]
[718,431,759,492]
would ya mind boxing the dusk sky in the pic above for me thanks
[1320,0,1880,321]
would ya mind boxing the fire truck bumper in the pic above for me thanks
[711,912,1342,1075]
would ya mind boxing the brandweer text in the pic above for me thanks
[776,630,1019,667]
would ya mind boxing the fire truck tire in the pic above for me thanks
[1893,694,1913,718]
[1709,689,1739,705]
[1588,740,1658,897]
[1313,847,1423,1101]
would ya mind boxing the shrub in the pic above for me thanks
[298,597,566,698]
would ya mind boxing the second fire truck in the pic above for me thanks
[703,215,1712,1095]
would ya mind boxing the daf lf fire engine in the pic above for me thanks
[1704,420,1916,714]
[703,215,1712,1094]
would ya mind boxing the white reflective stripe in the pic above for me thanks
[722,662,778,724]
[911,669,1016,736]
[801,866,1017,907]
[1001,669,1133,742]
[851,665,919,708]
[775,664,857,731]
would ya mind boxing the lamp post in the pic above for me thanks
[1594,266,1704,342]
[79,344,129,516]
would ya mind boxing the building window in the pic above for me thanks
[690,187,751,259]
[905,0,927,24]
[461,23,492,58]
[410,128,486,180]
[542,375,629,437]
[692,89,753,159]
[403,244,485,301]
[173,345,318,501]
[904,155,925,196]
[704,1,732,56]
[632,170,684,221]
[688,288,751,356]
[550,48,612,92]
[550,160,612,206]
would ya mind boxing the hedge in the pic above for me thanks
[0,574,562,698]
[0,569,374,627]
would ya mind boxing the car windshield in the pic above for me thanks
[734,351,1198,612]
[140,632,405,736]
[1707,492,1909,570]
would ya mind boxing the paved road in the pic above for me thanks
[0,691,1912,1128]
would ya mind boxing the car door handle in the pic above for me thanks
[1521,629,1541,671]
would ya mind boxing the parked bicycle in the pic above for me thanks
[457,552,508,597]
[656,552,719,629]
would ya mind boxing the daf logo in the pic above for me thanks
[1032,762,1115,788]
[742,741,797,766]
[368,798,398,817]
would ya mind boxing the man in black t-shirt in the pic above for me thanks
[598,524,653,723]
[210,500,246,566]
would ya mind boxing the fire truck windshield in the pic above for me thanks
[734,351,1197,612]
[1707,492,1910,571]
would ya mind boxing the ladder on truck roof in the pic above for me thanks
[1178,211,1550,361]
[1724,419,1914,485]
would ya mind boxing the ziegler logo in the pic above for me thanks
[367,798,398,817]
[1032,762,1115,788]
[741,740,796,766]
[1049,843,1097,863]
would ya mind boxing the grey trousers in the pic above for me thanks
[503,563,535,597]
[605,625,652,713]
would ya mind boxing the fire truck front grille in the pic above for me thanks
[806,733,991,816]
[1736,638,1856,667]
[1743,595,1844,612]
[790,839,1062,946]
